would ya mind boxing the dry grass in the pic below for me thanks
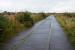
[0,13,48,44]
[56,15,75,47]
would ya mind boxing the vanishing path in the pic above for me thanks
[50,16,73,50]
[3,16,51,50]
[2,16,73,50]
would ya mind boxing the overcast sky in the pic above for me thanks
[0,0,75,12]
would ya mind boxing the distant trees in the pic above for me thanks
[1,11,15,15]
[39,12,47,18]
[63,13,75,17]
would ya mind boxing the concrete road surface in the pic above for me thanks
[49,16,73,50]
[2,16,73,50]
[3,16,51,50]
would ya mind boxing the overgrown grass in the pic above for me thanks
[55,14,75,48]
[0,15,25,46]
[0,12,48,46]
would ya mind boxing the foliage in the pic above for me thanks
[0,11,48,45]
[31,13,47,23]
[39,12,47,18]
[16,12,33,27]
[0,15,9,45]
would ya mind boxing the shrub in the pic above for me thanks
[16,12,33,28]
[39,12,47,18]
[0,15,9,44]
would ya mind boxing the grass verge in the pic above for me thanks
[55,15,75,48]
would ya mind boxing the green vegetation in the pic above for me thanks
[0,14,25,45]
[31,12,48,23]
[0,15,8,43]
[55,13,75,48]
[16,12,33,28]
[0,11,48,45]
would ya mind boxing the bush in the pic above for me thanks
[0,15,8,37]
[39,12,47,18]
[16,12,33,28]
[31,13,47,23]
[0,15,9,44]
[0,11,48,45]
